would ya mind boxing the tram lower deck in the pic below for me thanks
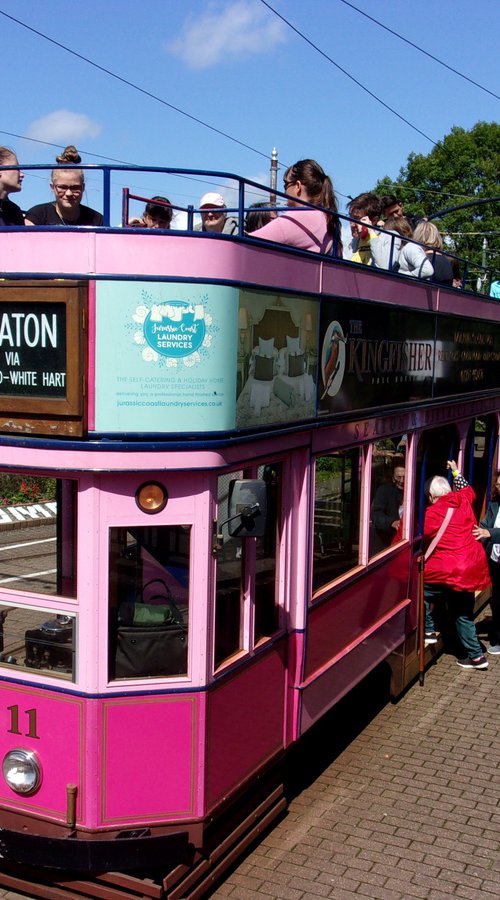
[0,215,498,893]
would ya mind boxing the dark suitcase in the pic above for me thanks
[113,579,188,678]
[25,617,74,674]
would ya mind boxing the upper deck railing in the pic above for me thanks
[2,163,498,296]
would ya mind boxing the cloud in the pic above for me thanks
[27,110,101,143]
[167,0,286,70]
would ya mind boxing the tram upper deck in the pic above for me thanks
[1,165,499,447]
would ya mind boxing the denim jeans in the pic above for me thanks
[424,582,483,658]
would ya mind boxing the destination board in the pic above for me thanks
[0,281,86,436]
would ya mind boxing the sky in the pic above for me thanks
[1,0,498,227]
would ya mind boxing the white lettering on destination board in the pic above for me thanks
[0,313,58,349]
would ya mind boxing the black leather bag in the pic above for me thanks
[114,579,187,678]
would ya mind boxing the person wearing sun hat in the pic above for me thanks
[194,191,238,235]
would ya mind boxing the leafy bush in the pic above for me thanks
[0,475,56,508]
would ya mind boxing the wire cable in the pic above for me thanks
[259,0,439,146]
[338,0,500,102]
[0,9,274,164]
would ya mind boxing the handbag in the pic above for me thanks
[424,507,454,561]
[114,579,188,678]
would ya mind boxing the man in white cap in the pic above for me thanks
[195,192,238,235]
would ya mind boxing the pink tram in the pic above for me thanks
[0,166,499,898]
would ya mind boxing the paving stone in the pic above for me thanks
[2,624,498,900]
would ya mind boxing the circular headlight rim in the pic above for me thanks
[135,481,168,514]
[3,748,42,796]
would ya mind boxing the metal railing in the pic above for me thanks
[1,162,498,295]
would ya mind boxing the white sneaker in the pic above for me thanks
[487,644,500,655]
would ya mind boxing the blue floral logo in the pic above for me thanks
[132,297,213,367]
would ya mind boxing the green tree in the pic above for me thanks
[373,122,499,280]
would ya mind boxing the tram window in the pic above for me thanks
[0,476,76,599]
[0,603,75,681]
[108,525,190,680]
[369,438,406,557]
[215,471,244,667]
[313,450,360,592]
[254,464,282,642]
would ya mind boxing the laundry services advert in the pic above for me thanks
[94,281,238,433]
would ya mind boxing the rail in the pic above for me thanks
[1,162,498,295]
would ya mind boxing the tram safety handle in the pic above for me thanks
[66,783,78,829]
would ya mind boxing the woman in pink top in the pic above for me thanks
[249,158,342,256]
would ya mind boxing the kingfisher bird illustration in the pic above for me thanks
[321,324,346,399]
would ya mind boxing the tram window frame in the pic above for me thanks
[108,524,191,682]
[0,474,77,601]
[368,437,407,559]
[0,600,76,681]
[214,462,284,672]
[312,448,362,597]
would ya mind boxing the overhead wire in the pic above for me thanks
[0,9,274,165]
[338,0,500,102]
[0,7,492,211]
[0,129,280,209]
[258,0,439,147]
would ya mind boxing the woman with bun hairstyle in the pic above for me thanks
[0,146,24,226]
[249,159,342,255]
[25,146,103,226]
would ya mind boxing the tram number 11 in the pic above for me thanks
[7,705,39,739]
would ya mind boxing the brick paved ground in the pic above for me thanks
[210,628,500,899]
[0,625,498,900]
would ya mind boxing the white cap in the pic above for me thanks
[199,192,226,208]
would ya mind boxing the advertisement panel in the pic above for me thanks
[318,301,435,415]
[434,316,500,396]
[94,281,238,433]
[235,290,319,429]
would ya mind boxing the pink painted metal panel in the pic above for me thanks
[95,235,322,295]
[305,547,410,679]
[0,431,310,474]
[1,232,97,275]
[2,231,497,323]
[300,606,407,732]
[285,630,305,746]
[101,694,200,823]
[321,262,436,310]
[0,684,84,823]
[205,644,286,810]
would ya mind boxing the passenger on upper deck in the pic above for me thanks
[194,192,238,235]
[25,146,103,227]
[244,201,276,233]
[378,193,425,232]
[386,216,434,279]
[129,196,173,229]
[379,194,404,223]
[345,192,382,264]
[249,159,342,256]
[0,147,24,226]
[412,221,453,287]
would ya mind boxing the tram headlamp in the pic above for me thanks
[135,481,168,514]
[3,749,42,795]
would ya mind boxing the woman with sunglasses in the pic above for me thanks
[25,146,103,226]
[248,158,342,256]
